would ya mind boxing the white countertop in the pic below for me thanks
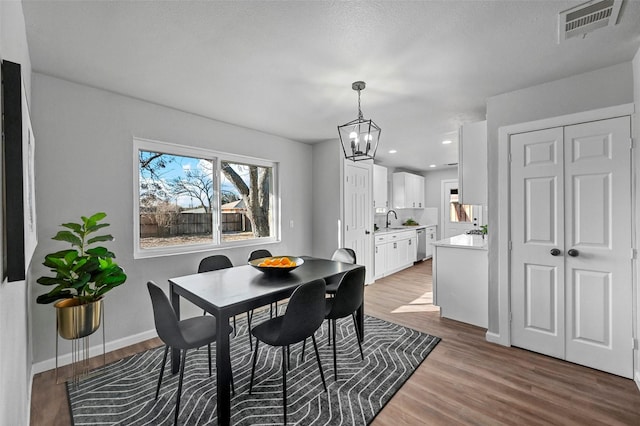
[432,234,487,250]
[374,224,437,234]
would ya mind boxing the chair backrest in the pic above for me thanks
[278,279,327,346]
[248,249,272,262]
[147,281,188,348]
[327,267,365,318]
[198,255,233,273]
[331,248,356,264]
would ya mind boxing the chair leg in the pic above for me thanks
[227,347,235,396]
[174,349,187,426]
[249,339,260,394]
[301,338,306,362]
[311,335,327,392]
[208,344,212,376]
[352,313,364,360]
[286,345,291,371]
[282,346,287,425]
[247,311,253,351]
[327,319,331,347]
[155,345,169,399]
[332,319,338,381]
[233,315,237,337]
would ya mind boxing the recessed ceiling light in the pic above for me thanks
[442,140,452,145]
[429,164,436,168]
[388,149,397,154]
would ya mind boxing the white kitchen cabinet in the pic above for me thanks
[373,164,388,211]
[392,172,425,209]
[424,225,436,259]
[374,235,387,279]
[458,120,487,206]
[432,234,488,328]
[374,229,416,279]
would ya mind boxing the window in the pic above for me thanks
[448,189,474,223]
[134,138,278,258]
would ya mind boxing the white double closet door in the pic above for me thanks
[510,116,632,378]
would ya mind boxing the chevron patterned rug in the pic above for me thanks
[67,312,440,425]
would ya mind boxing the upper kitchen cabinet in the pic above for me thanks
[373,164,388,212]
[458,120,487,205]
[392,172,425,209]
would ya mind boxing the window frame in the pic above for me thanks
[133,137,280,259]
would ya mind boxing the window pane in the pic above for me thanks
[220,161,273,243]
[449,188,472,223]
[139,150,215,249]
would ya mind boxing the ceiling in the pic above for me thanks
[21,0,640,172]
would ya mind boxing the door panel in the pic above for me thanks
[511,128,565,359]
[564,116,632,378]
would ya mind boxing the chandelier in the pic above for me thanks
[337,81,381,162]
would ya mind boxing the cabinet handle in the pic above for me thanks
[375,246,378,254]
[394,242,397,249]
[386,201,388,207]
[409,239,412,245]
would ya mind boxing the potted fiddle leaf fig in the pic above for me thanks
[36,212,127,339]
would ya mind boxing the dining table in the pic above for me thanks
[168,256,365,426]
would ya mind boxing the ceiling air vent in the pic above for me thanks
[558,0,623,42]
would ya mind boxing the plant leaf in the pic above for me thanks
[61,222,83,233]
[89,212,107,222]
[36,276,70,286]
[86,247,115,258]
[52,231,82,247]
[87,235,114,245]
[36,291,73,304]
[85,223,110,234]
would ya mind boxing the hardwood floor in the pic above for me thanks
[31,260,640,425]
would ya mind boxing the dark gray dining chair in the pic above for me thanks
[325,248,357,295]
[248,249,278,318]
[249,279,328,425]
[325,267,365,380]
[198,255,254,349]
[147,281,234,426]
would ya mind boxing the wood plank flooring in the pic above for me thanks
[30,260,640,425]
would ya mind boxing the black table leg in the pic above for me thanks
[356,303,364,342]
[216,311,231,426]
[170,283,181,374]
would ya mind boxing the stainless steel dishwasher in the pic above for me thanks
[416,228,426,260]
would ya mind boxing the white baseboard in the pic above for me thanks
[32,328,158,375]
[635,371,640,392]
[485,330,503,345]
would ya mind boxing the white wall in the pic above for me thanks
[311,139,342,259]
[423,167,457,209]
[0,1,33,424]
[632,46,640,388]
[486,62,635,335]
[29,73,313,368]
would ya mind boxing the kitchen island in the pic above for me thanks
[432,234,488,328]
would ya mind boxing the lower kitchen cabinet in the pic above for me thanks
[374,229,416,279]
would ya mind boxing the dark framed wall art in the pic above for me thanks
[2,60,37,282]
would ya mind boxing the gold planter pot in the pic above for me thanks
[55,298,103,340]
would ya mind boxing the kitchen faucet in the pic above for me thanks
[386,210,397,228]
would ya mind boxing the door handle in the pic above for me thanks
[550,248,561,256]
[567,249,579,257]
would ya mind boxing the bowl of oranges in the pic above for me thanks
[249,256,304,274]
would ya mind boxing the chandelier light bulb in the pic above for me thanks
[349,131,358,139]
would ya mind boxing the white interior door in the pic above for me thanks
[510,127,566,359]
[563,117,632,377]
[510,117,632,378]
[343,161,373,284]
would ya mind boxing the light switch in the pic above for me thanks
[289,220,294,228]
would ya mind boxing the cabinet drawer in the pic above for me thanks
[375,234,388,244]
